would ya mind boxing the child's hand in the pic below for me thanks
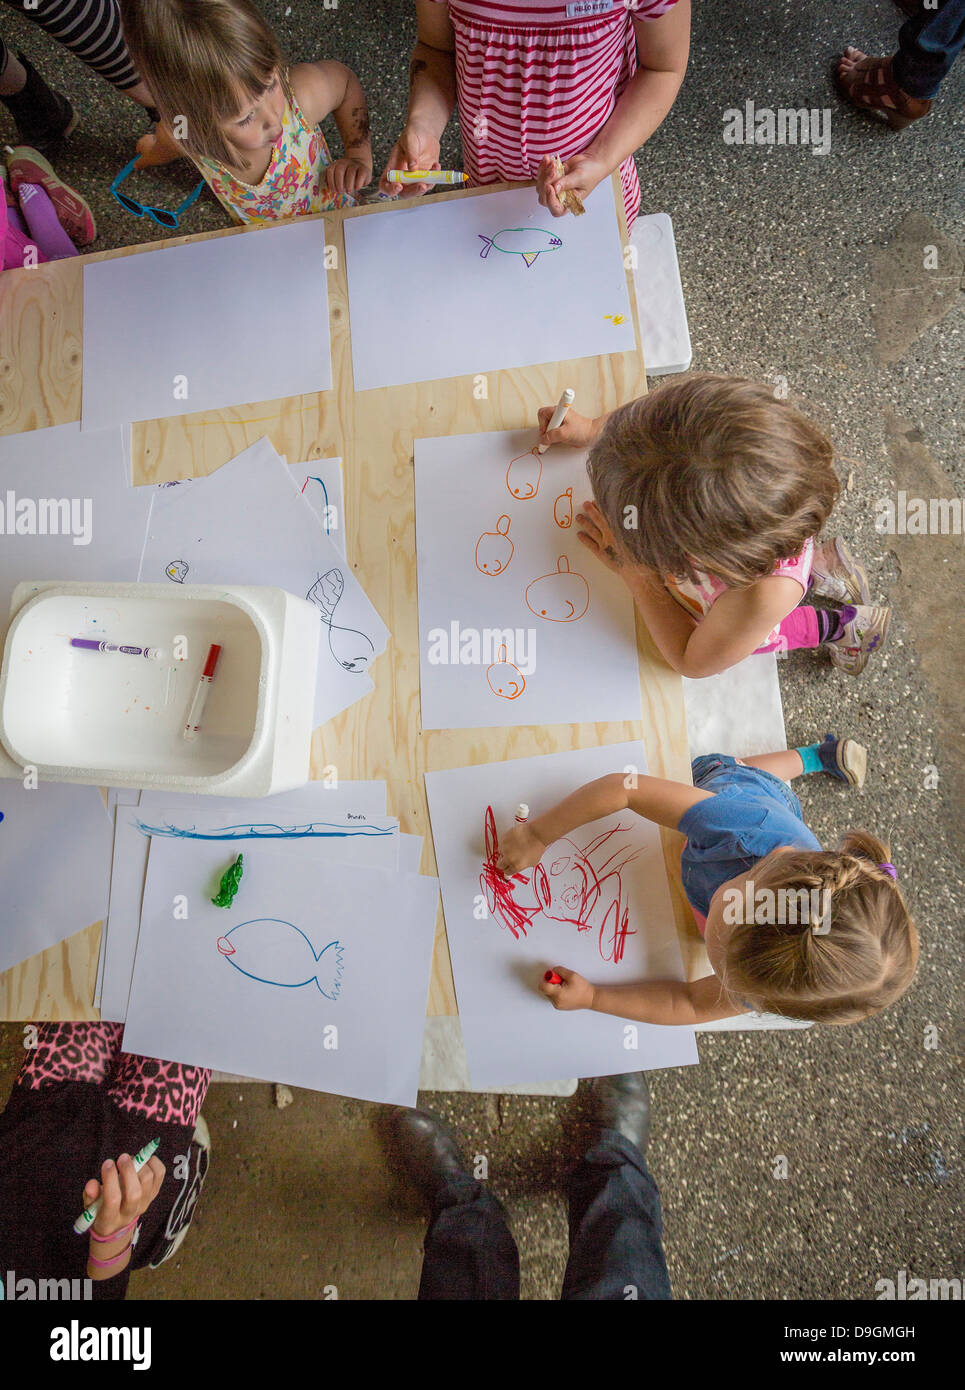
[539,966,595,1011]
[497,824,546,876]
[536,406,599,451]
[537,152,609,217]
[379,122,442,197]
[85,1153,166,1238]
[576,499,625,575]
[326,157,372,195]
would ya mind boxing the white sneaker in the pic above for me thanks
[825,605,891,675]
[811,537,871,606]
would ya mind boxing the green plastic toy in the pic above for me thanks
[212,853,244,909]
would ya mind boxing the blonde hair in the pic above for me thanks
[720,832,918,1024]
[120,0,282,168]
[587,375,840,589]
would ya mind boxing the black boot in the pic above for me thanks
[1,52,77,152]
[385,1107,473,1204]
[585,1072,652,1153]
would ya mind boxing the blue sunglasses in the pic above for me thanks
[110,157,206,230]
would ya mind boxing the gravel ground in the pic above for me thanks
[0,0,961,1300]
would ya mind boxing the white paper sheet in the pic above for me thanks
[345,183,635,390]
[137,437,388,727]
[399,834,424,874]
[100,789,397,1023]
[81,221,332,430]
[425,744,699,1087]
[415,429,642,729]
[288,459,346,559]
[0,780,113,973]
[123,840,439,1104]
[0,422,152,627]
[97,778,388,1012]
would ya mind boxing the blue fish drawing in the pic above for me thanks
[478,228,563,268]
[217,918,344,999]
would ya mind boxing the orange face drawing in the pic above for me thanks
[506,447,542,501]
[486,644,526,699]
[475,515,514,576]
[554,488,573,529]
[525,555,589,622]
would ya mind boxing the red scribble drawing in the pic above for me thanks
[475,514,514,575]
[554,487,573,529]
[486,644,526,700]
[479,806,640,963]
[506,447,542,501]
[525,555,589,622]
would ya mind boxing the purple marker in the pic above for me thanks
[71,638,165,661]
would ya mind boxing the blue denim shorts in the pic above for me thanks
[691,754,805,820]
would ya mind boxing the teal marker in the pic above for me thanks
[72,1137,161,1234]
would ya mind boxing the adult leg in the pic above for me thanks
[387,1108,521,1300]
[562,1074,672,1301]
[893,0,965,98]
[3,0,151,102]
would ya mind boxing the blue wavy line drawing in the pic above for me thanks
[217,918,343,999]
[134,818,393,841]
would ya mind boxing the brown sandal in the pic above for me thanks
[836,49,932,129]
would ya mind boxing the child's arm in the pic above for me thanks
[379,0,457,196]
[538,0,691,214]
[577,500,804,678]
[497,771,711,875]
[84,1153,166,1281]
[290,61,373,194]
[540,966,745,1025]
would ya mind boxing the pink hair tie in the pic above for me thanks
[878,862,898,880]
[89,1216,138,1243]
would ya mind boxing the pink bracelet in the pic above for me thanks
[90,1216,139,1243]
[87,1240,134,1270]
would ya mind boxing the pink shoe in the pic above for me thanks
[7,144,95,247]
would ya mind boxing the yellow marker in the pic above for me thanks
[386,169,468,185]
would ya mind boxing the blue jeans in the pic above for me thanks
[691,753,805,819]
[893,0,965,98]
[417,1129,672,1301]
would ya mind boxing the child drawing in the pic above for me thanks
[525,556,589,622]
[120,0,372,227]
[480,806,638,964]
[217,917,344,999]
[478,228,562,268]
[554,488,574,529]
[475,515,514,575]
[306,568,375,674]
[486,645,526,700]
[536,376,890,679]
[506,447,542,501]
[165,559,188,583]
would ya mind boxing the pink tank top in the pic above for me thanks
[665,538,815,648]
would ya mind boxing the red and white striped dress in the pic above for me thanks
[431,0,680,230]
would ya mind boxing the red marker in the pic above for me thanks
[544,970,563,985]
[183,642,222,741]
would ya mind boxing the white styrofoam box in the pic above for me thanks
[630,212,692,376]
[0,581,319,797]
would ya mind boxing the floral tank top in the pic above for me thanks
[194,72,356,226]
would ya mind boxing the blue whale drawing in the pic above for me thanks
[217,918,343,999]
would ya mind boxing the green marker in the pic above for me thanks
[73,1137,160,1233]
[212,852,244,908]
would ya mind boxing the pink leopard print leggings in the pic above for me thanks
[16,1023,210,1127]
